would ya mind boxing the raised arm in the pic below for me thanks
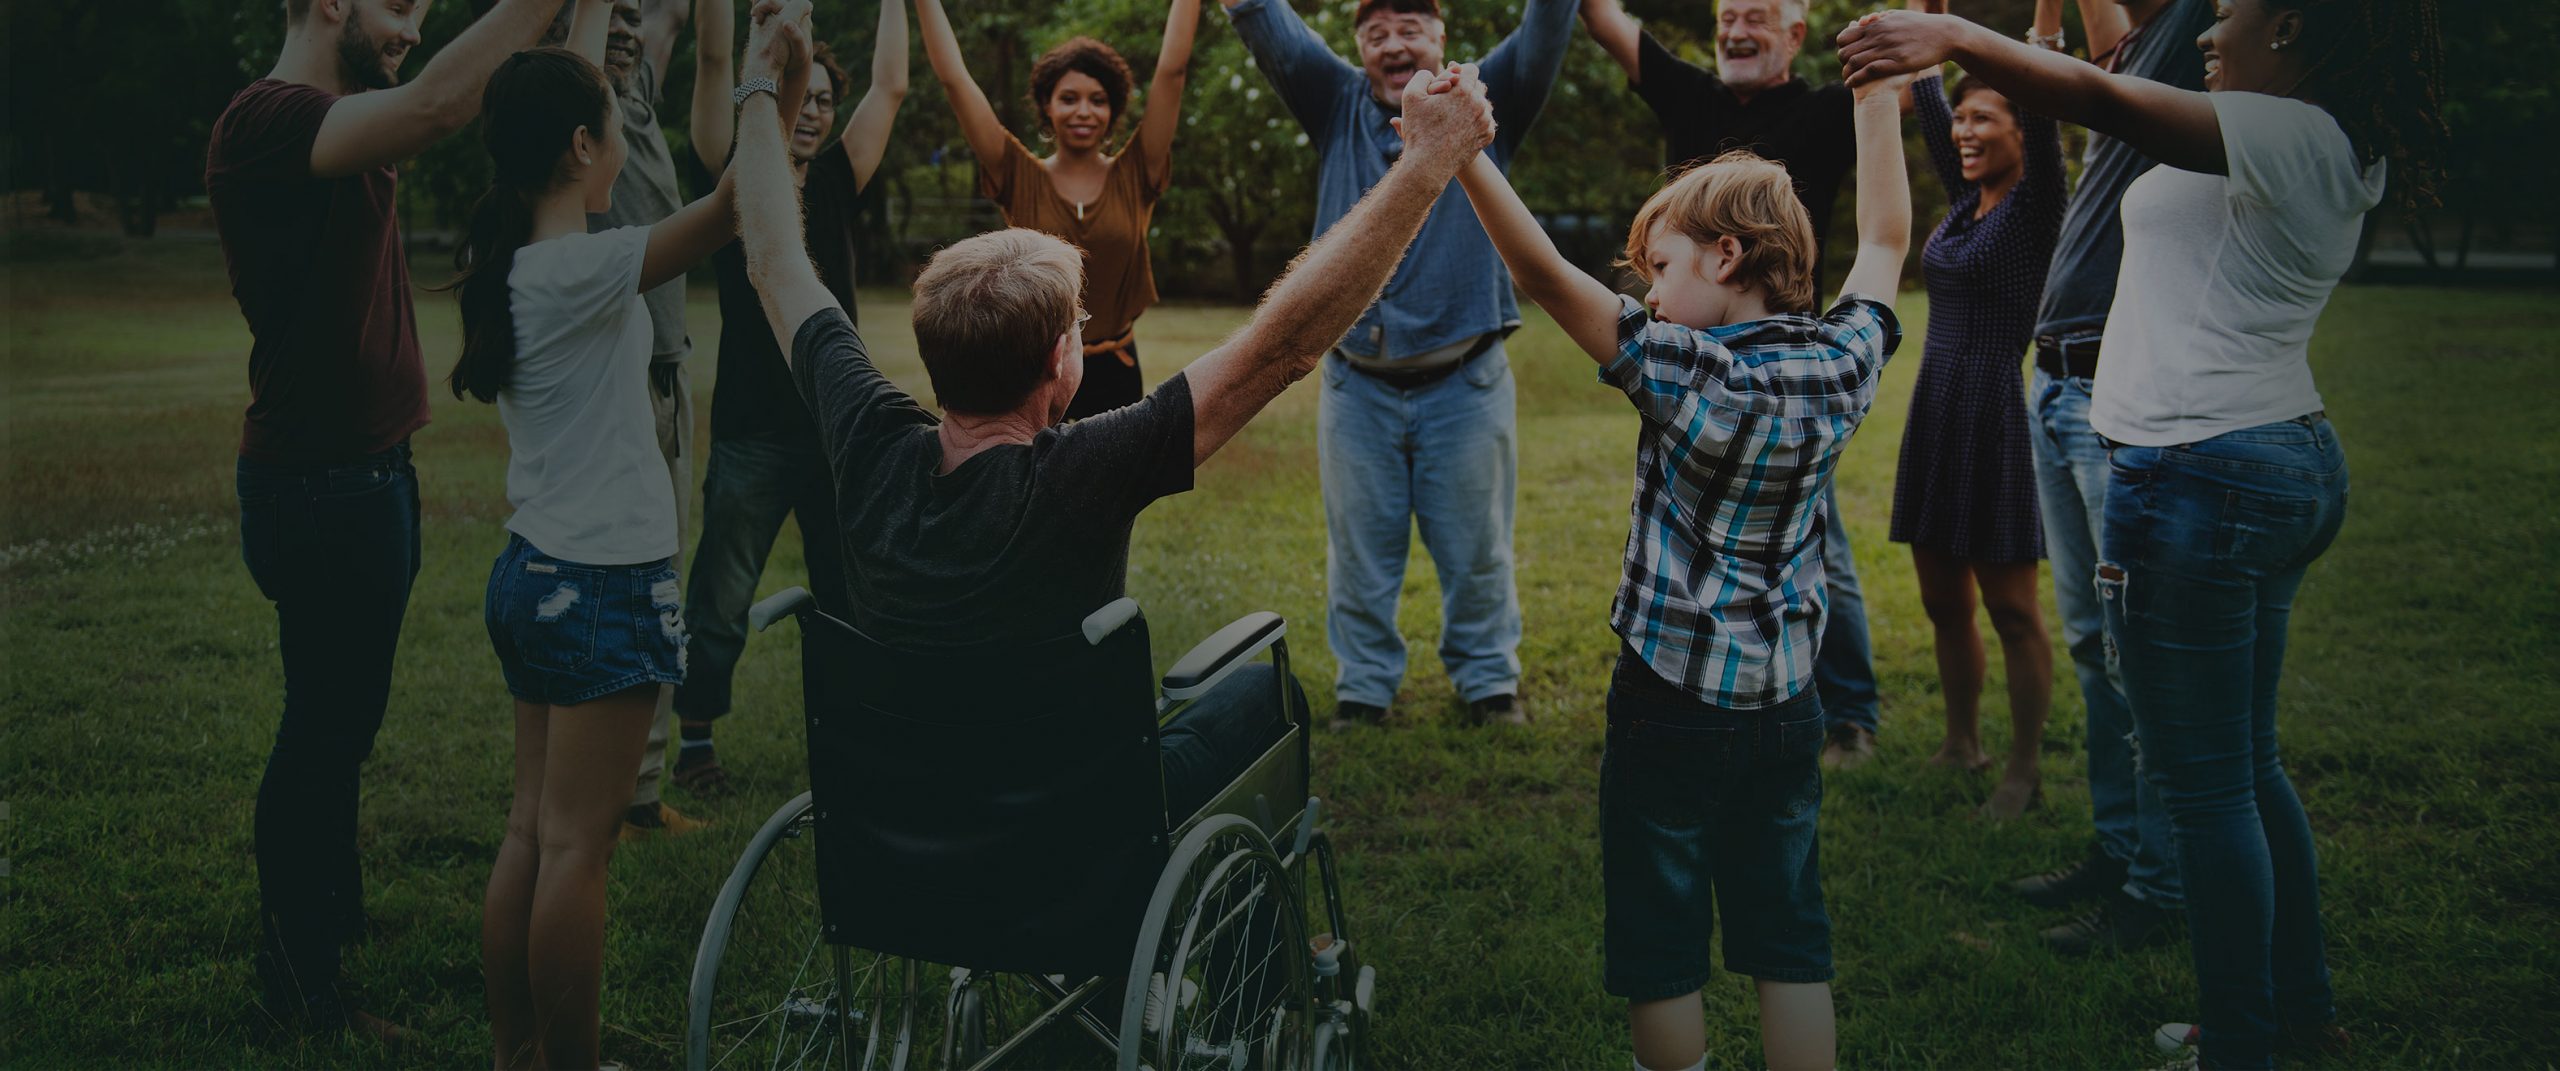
[690,0,736,171]
[1477,0,1577,153]
[1834,72,1912,306]
[739,2,838,355]
[1132,0,1201,180]
[1838,11,2223,173]
[308,0,577,178]
[1220,0,1358,143]
[1911,72,1969,198]
[569,0,612,66]
[641,0,690,89]
[1454,152,1620,363]
[837,0,912,190]
[1182,66,1497,466]
[1578,0,1643,82]
[2076,0,2131,66]
[914,0,1013,168]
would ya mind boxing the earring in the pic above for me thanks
[2270,39,2285,50]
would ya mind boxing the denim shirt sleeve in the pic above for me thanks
[1475,0,1578,159]
[1226,0,1359,147]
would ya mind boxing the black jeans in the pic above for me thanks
[236,442,422,1018]
[1158,662,1301,822]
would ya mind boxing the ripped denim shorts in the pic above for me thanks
[483,534,687,706]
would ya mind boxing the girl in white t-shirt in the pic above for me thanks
[1837,3,2442,1067]
[440,2,810,1065]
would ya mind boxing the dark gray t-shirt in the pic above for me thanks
[789,308,1196,646]
[587,56,690,365]
[2034,0,2212,341]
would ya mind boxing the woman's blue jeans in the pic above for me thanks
[2100,416,2346,1069]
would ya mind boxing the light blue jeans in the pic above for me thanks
[1318,347,1522,707]
[2100,415,2346,1069]
[2030,367,2182,907]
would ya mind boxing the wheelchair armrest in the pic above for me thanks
[1161,612,1286,701]
[748,587,815,633]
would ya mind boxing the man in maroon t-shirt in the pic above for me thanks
[205,0,574,1040]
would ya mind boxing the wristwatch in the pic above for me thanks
[733,77,779,107]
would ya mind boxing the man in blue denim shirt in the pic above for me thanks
[1222,0,1574,727]
[2006,0,2210,956]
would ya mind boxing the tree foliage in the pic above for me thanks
[8,0,2551,283]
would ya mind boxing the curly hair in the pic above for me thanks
[2272,0,2446,209]
[808,41,852,111]
[1028,36,1134,138]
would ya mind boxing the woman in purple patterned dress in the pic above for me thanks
[1889,44,2064,818]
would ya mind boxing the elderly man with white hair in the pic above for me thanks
[730,0,1501,813]
[1581,0,1888,769]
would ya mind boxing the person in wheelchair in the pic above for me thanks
[729,1,1500,819]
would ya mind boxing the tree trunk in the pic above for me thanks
[1221,221,1265,302]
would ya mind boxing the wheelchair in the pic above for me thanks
[684,587,1378,1071]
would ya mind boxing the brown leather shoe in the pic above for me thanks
[622,801,710,841]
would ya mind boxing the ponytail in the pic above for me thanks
[447,185,538,402]
[437,46,617,402]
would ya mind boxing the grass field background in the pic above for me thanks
[5,229,2557,1068]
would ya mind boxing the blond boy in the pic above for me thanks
[1443,62,1912,1071]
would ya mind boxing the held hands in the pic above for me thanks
[1390,64,1497,174]
[1838,10,1970,88]
[743,0,814,85]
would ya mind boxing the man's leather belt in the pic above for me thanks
[1346,334,1499,391]
[2034,334,2101,380]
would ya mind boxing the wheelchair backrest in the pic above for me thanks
[799,605,1170,978]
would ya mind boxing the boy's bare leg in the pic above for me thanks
[1629,991,1705,1071]
[1757,979,1837,1071]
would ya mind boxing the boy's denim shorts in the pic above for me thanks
[483,534,686,706]
[1600,645,1833,1000]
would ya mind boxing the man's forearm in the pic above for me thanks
[737,95,809,303]
[1241,158,1456,376]
[415,0,577,120]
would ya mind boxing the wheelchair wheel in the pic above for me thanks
[942,968,1039,1069]
[1117,815,1312,1071]
[688,792,945,1070]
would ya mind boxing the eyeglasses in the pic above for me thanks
[1070,311,1093,337]
[807,93,837,110]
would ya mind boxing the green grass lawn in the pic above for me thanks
[5,231,2557,1069]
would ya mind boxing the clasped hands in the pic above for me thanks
[1390,64,1498,173]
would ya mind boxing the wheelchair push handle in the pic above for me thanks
[747,587,816,633]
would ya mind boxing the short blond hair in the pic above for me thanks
[911,229,1085,414]
[1621,150,1817,313]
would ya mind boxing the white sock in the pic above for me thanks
[1633,1056,1707,1071]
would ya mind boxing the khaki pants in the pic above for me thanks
[631,363,692,808]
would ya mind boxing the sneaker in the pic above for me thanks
[1328,700,1389,731]
[2154,1021,2352,1058]
[2041,890,2178,955]
[1820,723,1878,770]
[672,746,734,798]
[2009,846,2129,909]
[1467,693,1529,727]
[621,801,710,841]
[2154,1022,2201,1054]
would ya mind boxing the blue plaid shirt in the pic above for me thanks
[1602,293,1901,709]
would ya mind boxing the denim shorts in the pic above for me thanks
[1600,646,1833,999]
[483,534,686,705]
